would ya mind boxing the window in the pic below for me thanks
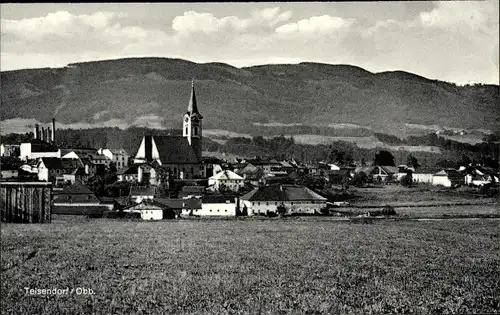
[258,202,260,205]
[185,127,188,134]
[291,202,294,205]
[210,210,212,212]
[275,202,278,205]
[252,202,255,206]
[225,210,227,212]
[217,210,220,212]
[193,126,199,136]
[266,202,269,206]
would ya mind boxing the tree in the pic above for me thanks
[373,150,395,166]
[459,154,472,167]
[401,173,413,187]
[352,172,367,187]
[406,154,420,169]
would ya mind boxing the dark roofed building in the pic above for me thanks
[52,183,107,217]
[241,184,327,216]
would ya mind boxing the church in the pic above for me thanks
[133,80,206,179]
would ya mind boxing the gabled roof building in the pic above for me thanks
[240,184,327,216]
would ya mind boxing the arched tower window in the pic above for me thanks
[193,126,199,136]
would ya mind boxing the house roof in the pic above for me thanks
[240,185,327,202]
[90,154,109,161]
[209,170,244,180]
[107,148,128,155]
[434,169,462,176]
[124,200,168,211]
[153,136,200,164]
[70,167,87,176]
[60,148,97,156]
[39,157,82,170]
[130,186,156,196]
[156,198,202,209]
[59,183,95,195]
[201,195,237,204]
[181,186,206,193]
[117,165,138,175]
[247,159,282,166]
[280,161,295,168]
[52,205,107,215]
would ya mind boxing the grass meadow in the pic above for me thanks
[1,218,499,314]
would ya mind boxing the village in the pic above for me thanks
[1,81,498,223]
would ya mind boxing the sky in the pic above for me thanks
[1,2,499,85]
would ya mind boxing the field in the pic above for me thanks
[348,185,498,207]
[2,218,499,314]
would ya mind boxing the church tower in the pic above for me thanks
[183,79,203,161]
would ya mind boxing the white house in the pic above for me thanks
[240,185,327,216]
[464,168,499,187]
[98,148,130,169]
[412,173,434,184]
[432,169,464,187]
[208,170,244,192]
[123,201,164,220]
[198,195,238,216]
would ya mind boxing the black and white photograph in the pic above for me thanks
[1,1,499,314]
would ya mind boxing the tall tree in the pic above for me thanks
[406,154,420,169]
[373,150,395,166]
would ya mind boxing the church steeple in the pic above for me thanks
[183,79,203,161]
[187,79,202,118]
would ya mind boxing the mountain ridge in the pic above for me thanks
[1,57,498,136]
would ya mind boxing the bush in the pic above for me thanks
[367,206,397,217]
[320,207,330,216]
[382,205,397,216]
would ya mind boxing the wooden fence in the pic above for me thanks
[0,182,52,223]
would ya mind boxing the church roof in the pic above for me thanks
[209,170,244,180]
[187,80,203,118]
[153,136,200,164]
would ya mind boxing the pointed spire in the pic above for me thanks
[187,78,200,115]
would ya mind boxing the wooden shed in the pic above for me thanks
[0,181,52,223]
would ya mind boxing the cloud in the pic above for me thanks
[275,15,356,35]
[419,1,497,32]
[172,7,292,35]
[1,11,124,40]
